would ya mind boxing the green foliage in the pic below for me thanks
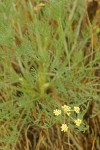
[0,0,100,149]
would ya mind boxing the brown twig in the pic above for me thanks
[52,89,62,107]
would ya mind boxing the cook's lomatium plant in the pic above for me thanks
[53,105,82,132]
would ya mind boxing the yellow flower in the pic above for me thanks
[53,109,61,116]
[62,105,71,114]
[61,124,68,132]
[74,106,80,114]
[75,119,82,126]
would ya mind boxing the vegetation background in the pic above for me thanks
[0,0,100,150]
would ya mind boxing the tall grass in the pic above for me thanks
[0,0,100,149]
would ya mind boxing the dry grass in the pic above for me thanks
[0,0,100,150]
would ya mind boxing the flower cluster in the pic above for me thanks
[53,105,82,132]
[62,105,71,116]
[61,124,68,132]
[75,119,82,126]
[53,109,61,116]
[74,106,80,114]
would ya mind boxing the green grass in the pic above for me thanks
[0,0,100,149]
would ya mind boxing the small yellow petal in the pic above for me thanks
[67,112,70,116]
